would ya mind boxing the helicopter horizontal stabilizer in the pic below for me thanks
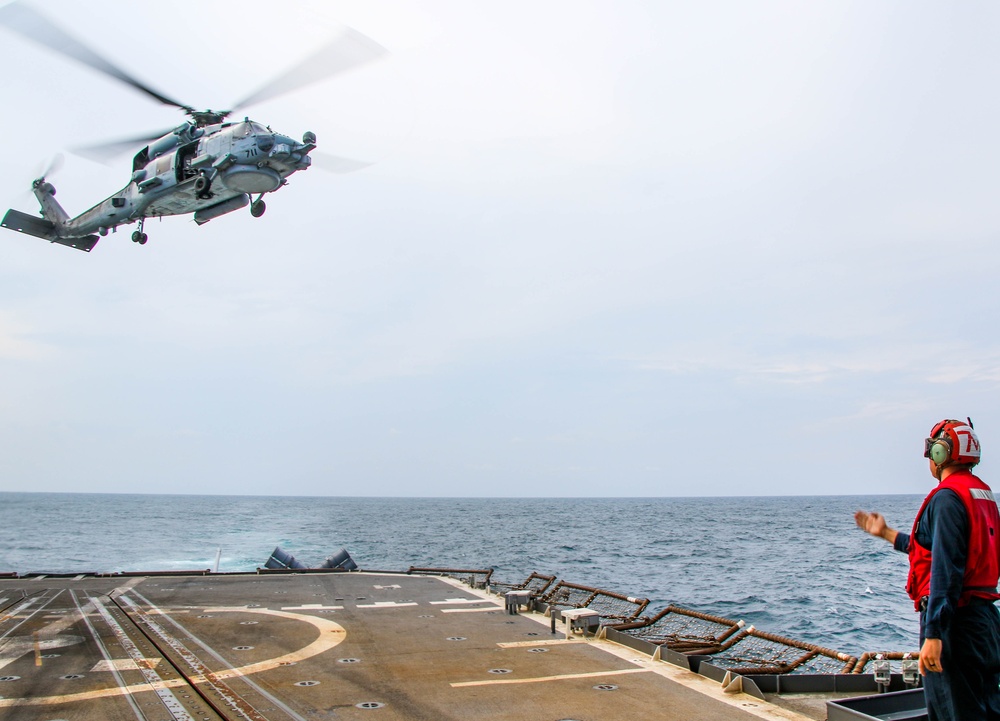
[49,234,98,252]
[1,209,97,252]
[2,208,54,238]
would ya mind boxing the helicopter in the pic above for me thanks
[0,2,385,252]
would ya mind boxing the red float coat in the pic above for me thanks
[906,469,1000,611]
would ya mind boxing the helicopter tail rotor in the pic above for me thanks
[14,154,63,204]
[32,153,64,185]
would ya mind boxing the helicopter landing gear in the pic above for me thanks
[131,219,148,245]
[250,196,266,218]
[194,174,212,199]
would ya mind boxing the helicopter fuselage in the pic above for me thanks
[5,119,315,250]
[0,1,384,253]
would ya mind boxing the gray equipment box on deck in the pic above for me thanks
[826,688,926,721]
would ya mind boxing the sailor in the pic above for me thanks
[854,418,1000,721]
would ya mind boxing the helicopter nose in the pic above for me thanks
[256,133,275,152]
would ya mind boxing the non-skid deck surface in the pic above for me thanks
[0,572,805,720]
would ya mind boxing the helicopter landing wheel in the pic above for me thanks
[132,230,148,244]
[250,199,266,218]
[194,175,211,198]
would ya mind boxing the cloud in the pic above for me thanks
[627,340,1000,389]
[0,313,54,361]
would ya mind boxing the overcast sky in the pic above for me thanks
[0,1,998,497]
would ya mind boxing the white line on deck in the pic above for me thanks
[0,604,350,711]
[280,604,344,611]
[497,639,579,647]
[91,658,162,672]
[452,667,651,687]
[93,595,193,720]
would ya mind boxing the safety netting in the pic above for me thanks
[699,627,857,675]
[616,605,744,653]
[541,581,649,623]
[490,571,556,596]
[407,565,909,677]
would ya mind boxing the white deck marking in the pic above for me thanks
[155,604,348,680]
[91,658,161,672]
[497,639,580,647]
[0,634,85,671]
[356,601,418,608]
[430,598,494,605]
[71,590,152,721]
[90,595,194,721]
[452,667,652,687]
[1,593,61,638]
[280,604,344,611]
[442,607,504,614]
[0,591,74,670]
[138,594,312,721]
[435,576,815,721]
[36,599,94,636]
[582,627,816,721]
[0,605,93,669]
[111,578,145,594]
[0,605,346,709]
[117,595,271,721]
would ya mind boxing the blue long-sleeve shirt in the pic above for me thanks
[893,488,969,640]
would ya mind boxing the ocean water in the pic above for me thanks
[0,493,925,657]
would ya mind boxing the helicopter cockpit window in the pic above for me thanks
[237,122,268,136]
[132,146,150,173]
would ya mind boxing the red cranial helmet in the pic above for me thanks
[924,418,981,467]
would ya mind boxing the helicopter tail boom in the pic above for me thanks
[32,180,70,225]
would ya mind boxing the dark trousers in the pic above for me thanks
[921,602,1000,721]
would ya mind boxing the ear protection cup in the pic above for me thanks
[924,418,981,467]
[929,439,952,465]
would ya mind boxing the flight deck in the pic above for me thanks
[0,570,824,721]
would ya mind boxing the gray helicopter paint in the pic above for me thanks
[0,1,379,251]
[40,120,314,240]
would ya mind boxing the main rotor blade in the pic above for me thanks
[72,130,172,163]
[310,152,374,174]
[0,2,191,111]
[230,27,387,112]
